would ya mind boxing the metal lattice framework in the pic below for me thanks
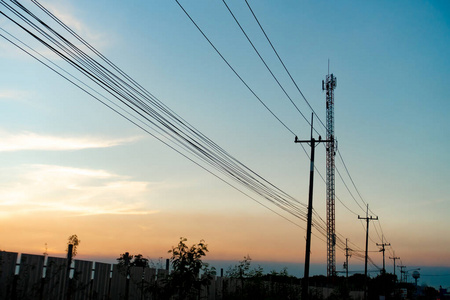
[323,73,337,277]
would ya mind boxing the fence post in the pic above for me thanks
[66,244,73,300]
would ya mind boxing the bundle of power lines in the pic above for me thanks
[0,0,318,232]
[0,0,397,270]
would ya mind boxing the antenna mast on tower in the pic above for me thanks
[322,67,337,277]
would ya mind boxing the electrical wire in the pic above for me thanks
[244,0,328,135]
[174,0,296,137]
[241,1,397,261]
[0,0,311,229]
[222,0,315,135]
[1,0,398,272]
[240,0,381,259]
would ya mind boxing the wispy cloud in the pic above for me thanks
[43,2,106,47]
[0,90,29,101]
[0,1,108,61]
[0,130,140,152]
[0,164,159,216]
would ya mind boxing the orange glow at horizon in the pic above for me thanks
[2,209,449,268]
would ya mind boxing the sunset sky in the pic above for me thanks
[0,0,449,280]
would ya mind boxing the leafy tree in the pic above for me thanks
[165,237,215,299]
[132,254,149,269]
[67,234,80,257]
[225,257,301,300]
[117,252,149,276]
[117,252,133,275]
[116,252,150,300]
[226,255,252,279]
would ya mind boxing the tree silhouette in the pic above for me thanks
[166,237,215,299]
[117,252,150,277]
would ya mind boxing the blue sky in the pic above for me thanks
[0,0,449,285]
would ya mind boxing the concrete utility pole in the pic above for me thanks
[358,204,378,300]
[377,240,391,274]
[295,114,332,300]
[389,256,400,278]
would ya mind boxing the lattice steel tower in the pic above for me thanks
[323,72,337,277]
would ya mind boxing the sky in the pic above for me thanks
[0,0,449,285]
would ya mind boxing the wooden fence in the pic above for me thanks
[0,251,247,300]
[0,251,366,300]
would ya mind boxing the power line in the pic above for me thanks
[336,164,366,214]
[337,149,368,210]
[0,0,370,253]
[175,0,384,258]
[1,0,396,272]
[174,0,297,137]
[173,0,356,249]
[222,0,314,135]
[241,1,380,262]
[234,1,396,261]
[0,0,311,228]
[244,0,328,135]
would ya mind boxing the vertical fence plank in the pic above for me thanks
[0,251,18,299]
[92,262,111,300]
[206,276,216,300]
[110,264,127,300]
[144,267,157,298]
[17,253,45,299]
[44,256,68,299]
[129,266,144,300]
[72,259,93,300]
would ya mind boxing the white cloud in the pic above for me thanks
[0,164,159,216]
[0,130,140,152]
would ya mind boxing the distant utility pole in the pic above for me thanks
[398,265,406,283]
[377,240,391,274]
[389,256,400,278]
[295,114,332,300]
[344,238,351,278]
[358,204,378,300]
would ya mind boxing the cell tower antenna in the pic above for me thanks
[322,66,337,277]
